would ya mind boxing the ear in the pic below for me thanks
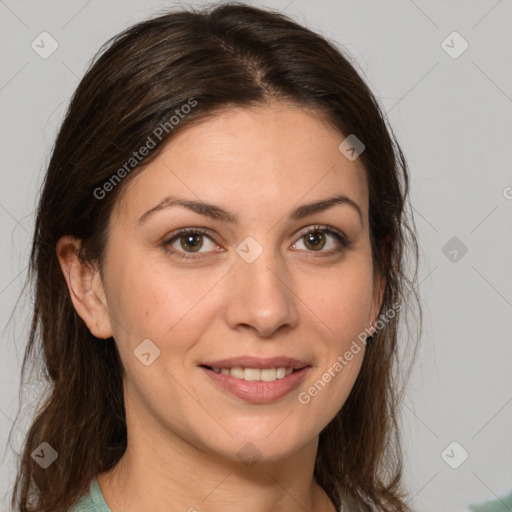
[56,235,113,339]
[370,271,386,334]
[369,236,391,334]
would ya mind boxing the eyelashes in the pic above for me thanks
[162,224,352,261]
[163,227,218,260]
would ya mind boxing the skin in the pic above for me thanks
[58,102,384,512]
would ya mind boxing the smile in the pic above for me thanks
[208,366,294,381]
[200,364,311,403]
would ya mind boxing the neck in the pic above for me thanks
[97,419,335,512]
[97,382,337,512]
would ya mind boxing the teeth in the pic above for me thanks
[261,368,277,381]
[210,366,295,381]
[231,367,244,379]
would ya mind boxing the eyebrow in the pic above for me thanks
[138,193,363,226]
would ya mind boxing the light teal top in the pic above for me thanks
[69,476,512,512]
[468,490,512,512]
[69,478,111,512]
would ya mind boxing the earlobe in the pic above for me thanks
[370,237,391,329]
[370,271,386,335]
[56,235,113,339]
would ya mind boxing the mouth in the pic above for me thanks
[200,365,298,381]
[199,356,311,403]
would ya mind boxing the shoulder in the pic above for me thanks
[69,494,96,512]
[467,489,512,511]
[68,478,111,512]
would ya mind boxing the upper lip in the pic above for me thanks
[200,356,311,370]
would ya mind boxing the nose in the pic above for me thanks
[223,245,300,338]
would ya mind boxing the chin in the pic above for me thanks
[200,426,316,465]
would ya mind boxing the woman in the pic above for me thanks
[11,3,421,511]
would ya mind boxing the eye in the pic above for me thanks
[291,225,351,255]
[162,224,351,261]
[163,228,220,260]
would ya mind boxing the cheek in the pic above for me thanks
[306,260,374,339]
[295,260,372,411]
[103,248,224,354]
[105,240,374,351]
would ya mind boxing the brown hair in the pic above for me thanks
[11,3,421,511]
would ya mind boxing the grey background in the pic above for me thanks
[1,0,511,511]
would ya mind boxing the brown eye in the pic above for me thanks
[292,225,351,255]
[303,231,327,251]
[179,233,204,252]
[163,228,218,259]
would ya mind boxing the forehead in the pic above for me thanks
[113,102,369,227]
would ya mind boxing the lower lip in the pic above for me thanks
[200,366,311,403]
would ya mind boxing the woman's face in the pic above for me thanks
[100,102,383,463]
